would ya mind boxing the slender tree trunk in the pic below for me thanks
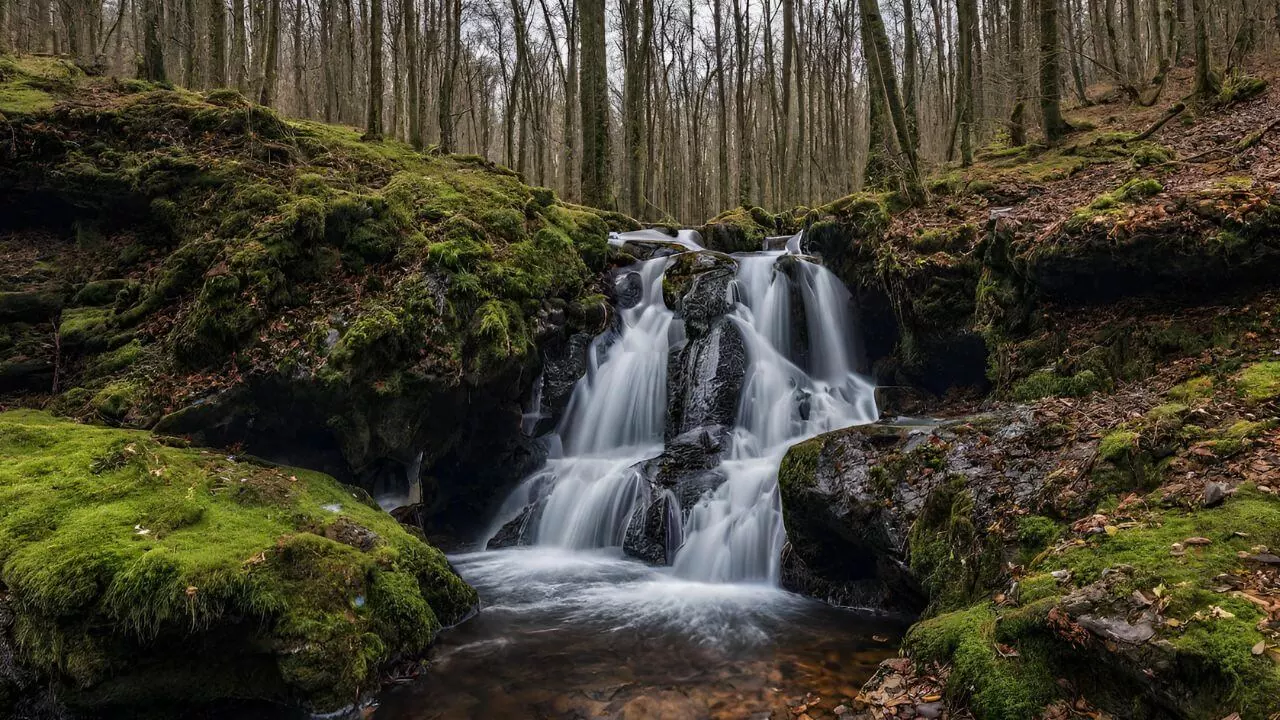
[321,0,334,120]
[1190,0,1216,99]
[1040,0,1069,141]
[713,0,729,209]
[903,0,919,149]
[366,0,383,137]
[1009,0,1027,145]
[562,0,579,200]
[232,0,247,90]
[956,0,976,164]
[210,0,227,86]
[141,0,165,81]
[293,0,307,114]
[183,0,197,87]
[579,0,609,206]
[404,0,420,147]
[260,0,281,104]
[438,0,460,152]
[859,0,921,197]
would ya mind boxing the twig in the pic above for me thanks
[1127,102,1185,144]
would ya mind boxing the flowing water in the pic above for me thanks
[374,230,895,719]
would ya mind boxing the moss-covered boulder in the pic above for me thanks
[0,56,627,532]
[699,206,801,254]
[0,410,476,715]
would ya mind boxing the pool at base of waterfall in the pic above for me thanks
[372,548,906,720]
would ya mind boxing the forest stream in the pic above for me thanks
[372,229,902,718]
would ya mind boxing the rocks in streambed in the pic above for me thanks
[0,410,477,716]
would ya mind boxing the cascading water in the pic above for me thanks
[484,230,877,586]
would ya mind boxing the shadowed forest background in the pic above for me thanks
[1,0,1272,223]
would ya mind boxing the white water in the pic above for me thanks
[485,230,877,586]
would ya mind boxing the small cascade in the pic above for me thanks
[485,229,877,586]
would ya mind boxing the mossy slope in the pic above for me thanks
[0,410,476,713]
[0,55,626,519]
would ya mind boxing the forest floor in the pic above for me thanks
[760,60,1280,720]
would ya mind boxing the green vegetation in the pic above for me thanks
[1236,361,1280,403]
[0,58,628,485]
[1065,177,1164,231]
[0,410,476,712]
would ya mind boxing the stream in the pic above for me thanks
[372,549,905,719]
[375,229,902,719]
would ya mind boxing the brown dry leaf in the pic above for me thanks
[1252,640,1267,656]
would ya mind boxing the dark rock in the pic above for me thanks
[487,502,544,550]
[0,291,63,323]
[623,493,680,565]
[542,332,593,417]
[1202,481,1228,508]
[662,251,737,337]
[666,319,747,439]
[615,271,644,309]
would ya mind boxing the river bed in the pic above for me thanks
[372,548,905,720]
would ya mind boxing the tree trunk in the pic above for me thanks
[1009,0,1027,145]
[713,0,729,210]
[956,0,976,164]
[210,0,227,86]
[232,0,247,90]
[260,0,280,105]
[438,0,460,152]
[403,0,420,147]
[141,0,165,81]
[579,0,609,207]
[366,0,384,137]
[1190,0,1217,99]
[1040,0,1069,141]
[859,0,921,197]
[183,0,198,87]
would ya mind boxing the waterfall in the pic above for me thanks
[485,231,877,585]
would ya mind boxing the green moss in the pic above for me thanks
[1010,369,1105,401]
[1016,515,1061,550]
[1217,73,1267,106]
[1130,143,1172,168]
[911,224,978,254]
[1235,361,1280,403]
[1098,430,1139,462]
[59,306,114,349]
[1065,177,1164,231]
[904,604,1057,720]
[91,381,140,421]
[1206,419,1276,457]
[1168,375,1215,403]
[778,438,822,495]
[0,410,476,712]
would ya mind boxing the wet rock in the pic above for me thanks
[542,332,593,417]
[648,425,730,486]
[487,503,542,550]
[662,251,737,337]
[1203,481,1228,508]
[667,319,747,439]
[623,493,680,565]
[615,271,644,309]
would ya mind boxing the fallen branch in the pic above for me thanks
[1236,116,1280,152]
[1127,102,1185,144]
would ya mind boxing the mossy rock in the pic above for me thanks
[0,410,477,714]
